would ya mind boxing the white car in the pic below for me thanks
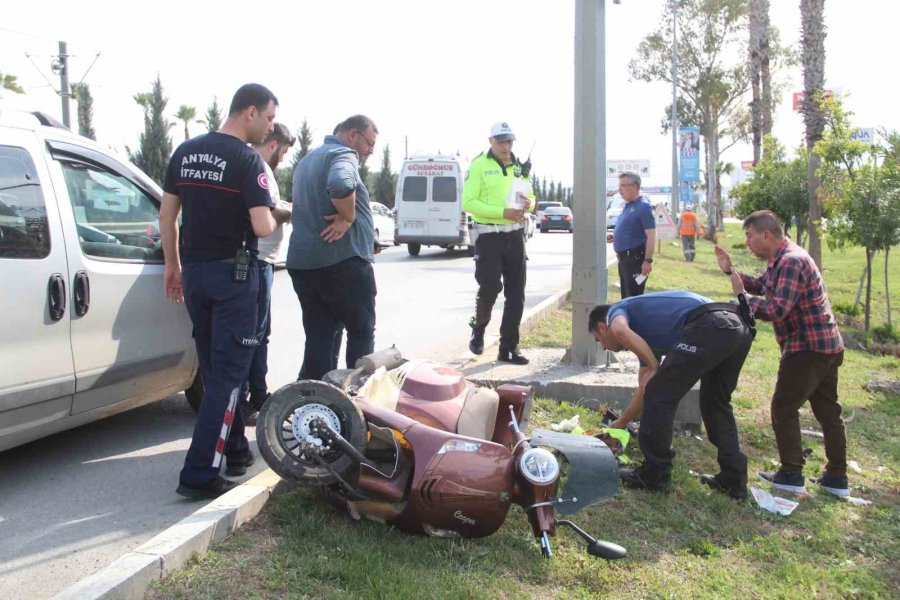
[371,201,396,246]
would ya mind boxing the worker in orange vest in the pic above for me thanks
[678,205,703,262]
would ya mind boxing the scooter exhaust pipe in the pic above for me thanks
[556,519,627,560]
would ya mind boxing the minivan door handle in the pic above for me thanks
[48,274,67,321]
[74,270,90,316]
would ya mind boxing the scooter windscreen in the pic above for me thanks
[530,429,620,516]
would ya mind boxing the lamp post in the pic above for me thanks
[670,1,679,219]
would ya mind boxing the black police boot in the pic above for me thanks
[224,450,256,477]
[498,347,529,365]
[468,302,492,355]
[176,476,239,500]
[619,466,671,493]
[700,473,748,500]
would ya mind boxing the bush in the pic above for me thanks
[872,323,899,344]
[731,242,746,250]
[833,301,862,317]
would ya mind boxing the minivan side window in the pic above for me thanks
[0,145,50,259]
[59,160,163,262]
[432,176,457,202]
[402,176,427,202]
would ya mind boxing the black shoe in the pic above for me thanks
[249,392,270,413]
[810,472,850,498]
[497,348,529,365]
[224,450,255,477]
[700,473,748,500]
[469,329,485,355]
[758,469,806,495]
[176,476,238,500]
[619,467,670,493]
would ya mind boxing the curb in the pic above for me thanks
[51,470,286,600]
[447,285,571,367]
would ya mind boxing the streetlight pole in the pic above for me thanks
[670,1,679,219]
[569,0,607,366]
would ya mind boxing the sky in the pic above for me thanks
[2,0,898,190]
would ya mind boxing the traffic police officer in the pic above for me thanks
[160,83,278,500]
[589,290,755,499]
[464,122,535,365]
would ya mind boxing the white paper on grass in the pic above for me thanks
[506,178,532,209]
[750,486,800,516]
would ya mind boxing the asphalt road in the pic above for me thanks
[0,231,604,599]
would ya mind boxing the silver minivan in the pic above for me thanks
[0,111,200,452]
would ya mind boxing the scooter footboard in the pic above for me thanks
[530,429,619,516]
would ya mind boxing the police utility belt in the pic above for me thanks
[473,222,524,234]
[685,298,757,338]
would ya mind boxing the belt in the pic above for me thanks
[473,222,524,233]
[686,300,757,336]
[616,245,645,257]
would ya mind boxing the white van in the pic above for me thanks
[394,155,472,256]
[0,110,200,452]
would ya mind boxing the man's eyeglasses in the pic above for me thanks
[356,130,376,149]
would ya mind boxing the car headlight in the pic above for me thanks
[518,448,560,485]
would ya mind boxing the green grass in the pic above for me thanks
[149,226,900,600]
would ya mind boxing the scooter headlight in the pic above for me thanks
[518,448,560,485]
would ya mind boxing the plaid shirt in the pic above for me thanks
[739,239,843,356]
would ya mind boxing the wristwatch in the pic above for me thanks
[643,257,653,264]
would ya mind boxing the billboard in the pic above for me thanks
[606,159,651,179]
[679,126,701,183]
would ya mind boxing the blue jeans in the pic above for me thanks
[180,261,258,486]
[289,257,376,380]
[244,261,274,405]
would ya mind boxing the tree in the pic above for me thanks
[374,145,397,208]
[130,76,173,186]
[203,97,223,132]
[749,0,772,164]
[731,136,809,244]
[290,118,315,167]
[801,0,827,268]
[1,71,25,95]
[632,0,751,239]
[70,82,96,140]
[818,98,900,332]
[531,175,542,201]
[175,105,199,141]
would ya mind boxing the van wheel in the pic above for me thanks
[374,229,380,244]
[407,243,421,256]
[466,245,475,257]
[185,372,203,412]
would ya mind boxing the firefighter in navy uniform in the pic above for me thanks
[159,83,278,500]
[463,122,535,365]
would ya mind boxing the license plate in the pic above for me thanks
[551,216,562,220]
[404,221,425,229]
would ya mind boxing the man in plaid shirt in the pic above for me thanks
[715,210,848,497]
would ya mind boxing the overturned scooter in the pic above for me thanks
[256,348,626,559]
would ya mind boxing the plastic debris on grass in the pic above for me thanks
[750,486,800,516]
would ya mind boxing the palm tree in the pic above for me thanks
[748,0,771,165]
[801,0,826,266]
[174,105,198,141]
[1,71,25,95]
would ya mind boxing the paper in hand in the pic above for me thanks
[633,274,647,285]
[506,179,532,209]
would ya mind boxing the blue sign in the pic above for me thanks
[679,126,701,183]
[679,185,694,207]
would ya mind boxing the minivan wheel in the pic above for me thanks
[407,243,421,256]
[185,373,204,412]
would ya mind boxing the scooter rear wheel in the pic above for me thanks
[256,380,367,485]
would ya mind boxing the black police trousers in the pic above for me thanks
[473,230,526,351]
[639,308,753,486]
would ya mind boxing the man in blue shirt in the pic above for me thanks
[161,83,278,499]
[589,290,754,499]
[287,115,378,380]
[608,172,655,297]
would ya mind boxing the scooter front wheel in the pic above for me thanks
[256,380,367,485]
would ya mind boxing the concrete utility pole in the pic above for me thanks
[670,1,679,218]
[569,0,607,366]
[56,41,71,128]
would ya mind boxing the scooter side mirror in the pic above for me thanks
[587,540,627,560]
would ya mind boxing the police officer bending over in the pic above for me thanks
[464,121,535,364]
[160,83,278,500]
[589,290,754,499]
